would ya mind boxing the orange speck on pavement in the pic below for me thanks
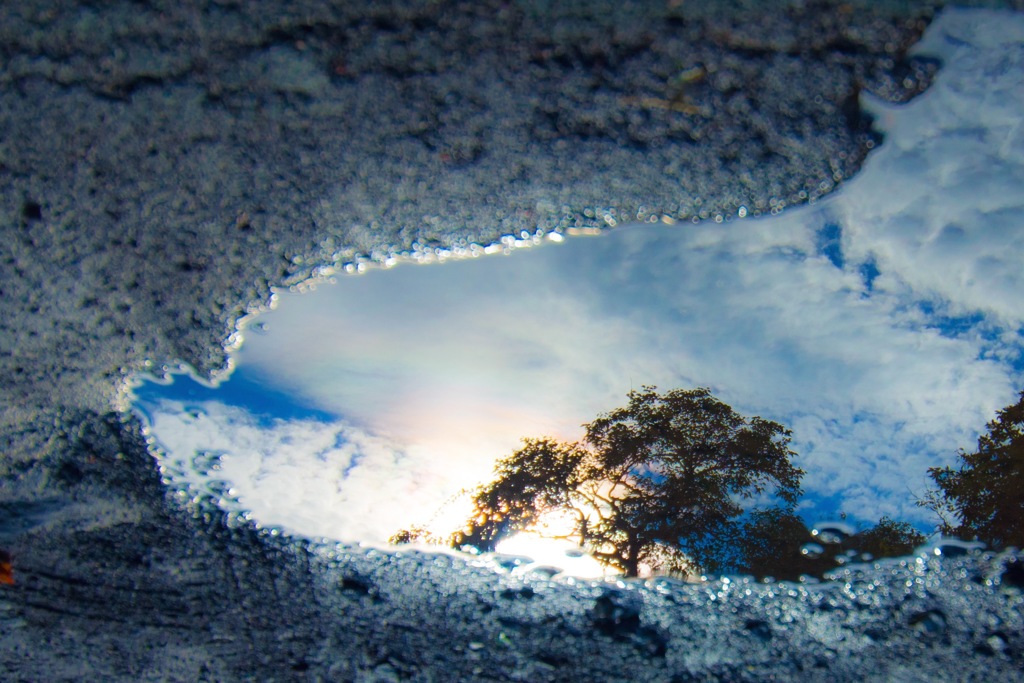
[0,550,13,585]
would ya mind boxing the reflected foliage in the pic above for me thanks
[851,516,926,560]
[400,387,805,577]
[921,390,1024,549]
[393,385,1024,578]
[736,513,925,581]
[736,508,823,581]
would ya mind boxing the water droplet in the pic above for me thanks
[925,538,986,557]
[490,554,530,572]
[811,521,855,545]
[801,543,825,558]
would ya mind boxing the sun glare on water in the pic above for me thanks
[494,532,618,578]
[487,507,621,578]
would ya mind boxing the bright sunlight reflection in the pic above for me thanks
[494,533,617,578]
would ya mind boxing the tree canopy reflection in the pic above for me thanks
[394,387,1024,579]
[920,390,1024,551]
[395,387,804,577]
[736,510,924,581]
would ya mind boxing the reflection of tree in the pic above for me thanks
[393,386,941,577]
[736,508,822,581]
[402,388,805,577]
[737,512,926,581]
[849,516,925,560]
[920,390,1024,549]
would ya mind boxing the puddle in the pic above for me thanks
[130,13,1024,578]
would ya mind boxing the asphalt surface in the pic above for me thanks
[2,1,1023,680]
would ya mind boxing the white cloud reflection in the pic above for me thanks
[135,8,1024,546]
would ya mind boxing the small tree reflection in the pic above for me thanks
[920,390,1024,550]
[737,511,925,581]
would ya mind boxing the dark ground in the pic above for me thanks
[2,1,1023,680]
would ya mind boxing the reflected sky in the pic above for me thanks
[132,10,1024,554]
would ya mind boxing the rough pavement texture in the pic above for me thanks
[1,1,1023,680]
[0,0,946,417]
